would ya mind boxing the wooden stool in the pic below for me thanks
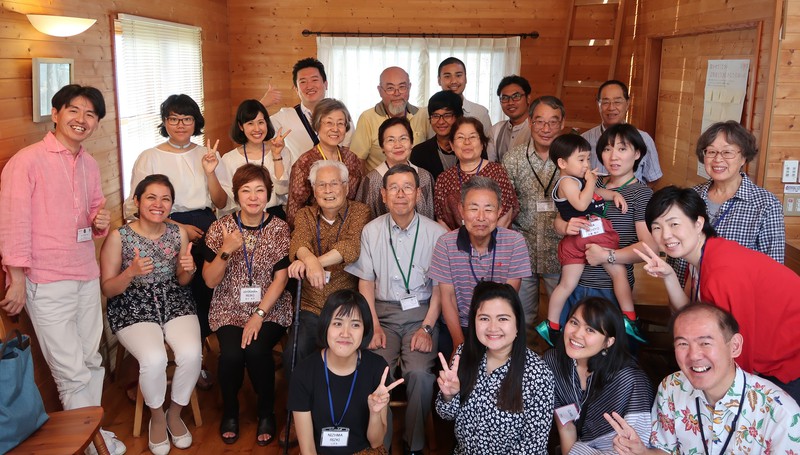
[9,406,110,455]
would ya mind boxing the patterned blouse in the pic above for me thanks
[434,161,520,231]
[436,346,554,454]
[204,213,292,331]
[651,367,800,453]
[106,223,195,333]
[286,145,364,229]
[355,161,435,219]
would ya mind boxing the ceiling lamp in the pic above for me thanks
[26,14,96,37]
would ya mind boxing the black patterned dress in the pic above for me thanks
[107,223,196,333]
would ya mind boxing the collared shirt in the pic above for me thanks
[651,367,800,453]
[0,132,107,283]
[461,98,493,139]
[429,226,531,326]
[350,102,430,173]
[581,124,663,184]
[218,145,292,217]
[346,213,447,302]
[289,200,371,315]
[489,118,531,163]
[502,142,562,274]
[354,161,435,219]
[269,104,353,162]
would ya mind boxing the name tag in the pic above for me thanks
[240,286,262,303]
[324,270,331,284]
[555,403,580,426]
[77,227,93,242]
[320,427,349,447]
[536,199,555,212]
[400,294,420,311]
[580,217,605,238]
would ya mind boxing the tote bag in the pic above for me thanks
[0,330,49,454]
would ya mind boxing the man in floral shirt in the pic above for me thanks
[605,303,800,454]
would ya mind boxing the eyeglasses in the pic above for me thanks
[381,84,410,95]
[599,98,627,109]
[387,184,416,195]
[384,136,411,147]
[703,148,741,160]
[166,116,195,126]
[499,92,524,103]
[454,134,481,144]
[532,119,561,131]
[314,180,345,190]
[321,120,347,130]
[430,112,455,122]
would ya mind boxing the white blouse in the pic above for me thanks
[217,145,292,217]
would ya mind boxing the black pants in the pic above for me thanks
[216,322,286,419]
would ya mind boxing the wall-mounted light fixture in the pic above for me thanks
[26,14,96,37]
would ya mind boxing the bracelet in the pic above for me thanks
[272,156,283,161]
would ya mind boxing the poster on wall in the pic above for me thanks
[698,59,750,178]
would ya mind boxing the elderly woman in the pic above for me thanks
[433,117,519,231]
[219,99,292,220]
[635,186,800,403]
[355,117,435,218]
[100,175,200,454]
[286,98,364,228]
[436,282,553,454]
[543,297,653,454]
[202,164,293,446]
[410,90,464,181]
[670,120,785,286]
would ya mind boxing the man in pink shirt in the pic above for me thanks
[0,85,126,455]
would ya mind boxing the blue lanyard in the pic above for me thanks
[457,159,484,186]
[323,349,360,427]
[242,142,265,168]
[711,200,735,230]
[236,211,264,286]
[468,244,497,284]
[316,205,349,256]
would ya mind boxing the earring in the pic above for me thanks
[601,349,608,357]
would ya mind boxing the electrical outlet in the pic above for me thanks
[785,184,800,216]
[783,160,799,183]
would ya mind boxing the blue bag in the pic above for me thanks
[0,330,49,454]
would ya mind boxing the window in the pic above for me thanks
[317,37,520,125]
[113,14,204,198]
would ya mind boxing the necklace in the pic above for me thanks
[167,140,192,150]
[461,159,483,174]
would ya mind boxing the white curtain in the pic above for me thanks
[317,36,520,124]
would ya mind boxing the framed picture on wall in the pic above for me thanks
[32,57,74,123]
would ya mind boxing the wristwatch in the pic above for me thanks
[421,324,433,335]
[253,308,267,319]
[607,249,616,264]
[220,251,231,261]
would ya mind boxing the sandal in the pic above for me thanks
[219,417,239,445]
[256,414,276,446]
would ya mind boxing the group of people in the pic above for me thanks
[0,52,799,455]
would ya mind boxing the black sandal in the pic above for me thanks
[256,414,276,446]
[219,417,239,444]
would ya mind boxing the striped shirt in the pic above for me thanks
[577,180,653,289]
[429,227,531,326]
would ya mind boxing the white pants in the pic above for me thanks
[116,315,202,409]
[25,278,105,410]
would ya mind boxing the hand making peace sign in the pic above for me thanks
[367,366,404,414]
[202,139,221,175]
[270,127,292,158]
[437,352,461,401]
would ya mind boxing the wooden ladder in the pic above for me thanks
[556,0,626,132]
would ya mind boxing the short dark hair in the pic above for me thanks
[596,80,630,101]
[596,123,648,171]
[51,84,106,121]
[460,175,502,206]
[438,56,466,76]
[549,134,592,166]
[382,163,419,189]
[311,98,351,133]
[459,282,527,413]
[230,99,276,145]
[292,58,327,87]
[317,289,374,350]
[671,303,740,342]
[158,94,204,137]
[496,75,532,96]
[448,116,489,152]
[378,117,413,149]
[133,174,175,218]
[695,121,758,164]
[231,163,273,205]
[645,186,717,239]
[529,95,566,119]
[427,90,464,117]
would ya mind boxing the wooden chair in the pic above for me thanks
[8,406,110,455]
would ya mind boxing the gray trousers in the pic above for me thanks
[373,300,437,452]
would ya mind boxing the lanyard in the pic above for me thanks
[237,211,265,286]
[525,140,557,194]
[388,216,420,294]
[316,144,342,162]
[242,142,265,168]
[571,360,593,413]
[457,159,484,186]
[610,176,636,191]
[468,244,497,284]
[323,349,360,427]
[57,151,90,225]
[711,200,735,230]
[697,374,746,455]
[316,206,350,256]
[691,241,707,303]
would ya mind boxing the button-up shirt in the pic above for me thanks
[350,102,430,173]
[581,124,663,184]
[489,118,530,163]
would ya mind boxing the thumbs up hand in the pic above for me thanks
[92,199,111,231]
[128,247,154,277]
[179,242,196,275]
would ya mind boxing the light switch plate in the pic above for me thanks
[783,160,799,183]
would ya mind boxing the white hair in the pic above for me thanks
[308,160,349,185]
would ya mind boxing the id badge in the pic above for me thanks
[320,427,349,447]
[400,294,420,311]
[239,286,262,303]
[536,199,555,212]
[324,271,331,284]
[555,403,580,426]
[77,227,93,242]
[580,217,605,238]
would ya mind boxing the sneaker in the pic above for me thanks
[535,321,558,347]
[85,428,127,455]
[623,316,647,343]
[196,368,213,390]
